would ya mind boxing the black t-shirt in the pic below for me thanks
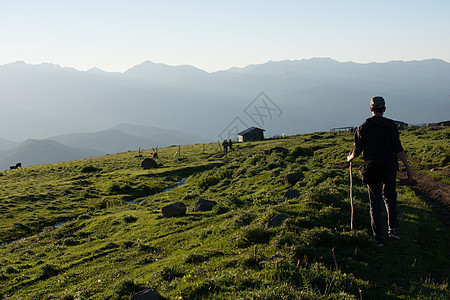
[353,116,404,171]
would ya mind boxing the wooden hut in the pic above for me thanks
[238,127,265,142]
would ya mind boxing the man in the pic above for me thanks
[222,140,228,154]
[347,96,413,247]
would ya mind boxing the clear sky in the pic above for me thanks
[1,0,449,72]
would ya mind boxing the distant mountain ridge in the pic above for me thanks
[0,138,15,150]
[0,139,101,171]
[0,124,209,170]
[49,124,208,154]
[0,58,448,143]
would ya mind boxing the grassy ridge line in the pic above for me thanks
[0,128,448,299]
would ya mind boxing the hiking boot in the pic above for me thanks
[389,230,401,240]
[375,240,384,247]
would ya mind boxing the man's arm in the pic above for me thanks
[347,126,363,162]
[398,150,413,180]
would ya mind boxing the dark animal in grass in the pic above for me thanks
[141,158,158,170]
[10,162,22,170]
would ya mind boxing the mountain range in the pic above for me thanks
[0,124,208,170]
[0,58,449,169]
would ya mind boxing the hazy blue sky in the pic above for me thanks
[1,0,449,72]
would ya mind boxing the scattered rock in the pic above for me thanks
[131,289,166,300]
[266,214,289,228]
[193,198,218,212]
[141,158,158,170]
[271,170,280,177]
[282,172,304,185]
[284,189,300,199]
[162,202,187,218]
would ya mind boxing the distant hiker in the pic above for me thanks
[228,139,233,151]
[222,140,228,154]
[347,96,413,247]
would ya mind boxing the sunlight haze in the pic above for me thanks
[1,0,449,72]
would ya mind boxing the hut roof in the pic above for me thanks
[238,127,265,136]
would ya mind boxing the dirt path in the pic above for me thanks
[398,167,450,280]
[398,168,450,227]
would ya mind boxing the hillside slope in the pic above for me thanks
[0,127,448,299]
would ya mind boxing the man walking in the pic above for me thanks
[347,96,413,247]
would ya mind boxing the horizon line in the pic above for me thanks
[1,57,448,74]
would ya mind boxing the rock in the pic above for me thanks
[284,189,300,199]
[271,170,280,177]
[193,198,217,212]
[162,202,186,218]
[131,289,166,300]
[266,214,289,228]
[141,158,158,170]
[282,172,304,185]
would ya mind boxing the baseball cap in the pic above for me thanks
[370,96,385,109]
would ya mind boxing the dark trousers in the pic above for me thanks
[367,171,399,242]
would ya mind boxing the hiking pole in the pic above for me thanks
[349,152,354,230]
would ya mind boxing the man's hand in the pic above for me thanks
[347,153,355,162]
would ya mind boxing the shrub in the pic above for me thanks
[290,146,314,158]
[80,166,102,173]
[4,266,18,274]
[38,264,60,279]
[197,173,221,190]
[159,265,184,281]
[111,279,146,299]
[121,214,137,223]
[107,183,123,195]
[240,252,265,269]
[185,253,209,264]
[234,211,255,227]
[177,278,220,299]
[236,225,272,248]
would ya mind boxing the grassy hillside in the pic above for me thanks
[0,127,448,299]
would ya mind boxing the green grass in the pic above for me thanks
[0,127,448,299]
